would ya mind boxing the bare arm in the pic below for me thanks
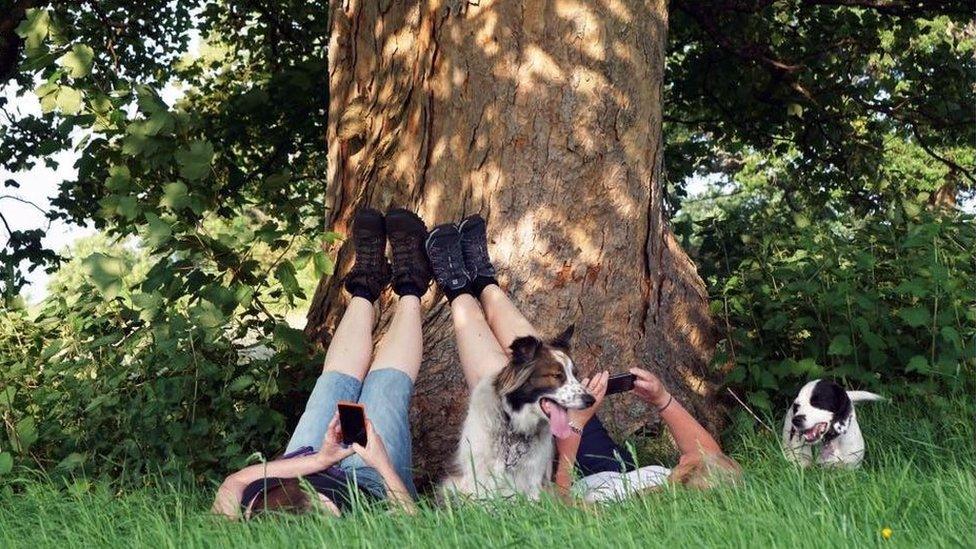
[375,464,418,514]
[631,368,723,457]
[212,454,339,519]
[554,434,583,494]
[352,419,417,514]
[212,412,354,519]
[553,372,609,494]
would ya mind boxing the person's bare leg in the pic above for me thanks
[479,283,540,349]
[322,296,376,380]
[452,293,510,390]
[370,295,424,380]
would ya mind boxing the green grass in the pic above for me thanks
[1,402,973,548]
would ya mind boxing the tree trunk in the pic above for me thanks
[305,0,722,490]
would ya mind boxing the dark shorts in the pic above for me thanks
[575,416,638,476]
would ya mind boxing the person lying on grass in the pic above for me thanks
[212,208,434,519]
[555,368,742,501]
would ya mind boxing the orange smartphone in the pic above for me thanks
[337,401,367,447]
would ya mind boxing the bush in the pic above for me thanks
[695,197,975,429]
[0,236,323,486]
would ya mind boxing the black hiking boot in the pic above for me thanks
[458,215,497,279]
[343,208,391,301]
[385,208,433,298]
[458,214,499,297]
[425,222,471,301]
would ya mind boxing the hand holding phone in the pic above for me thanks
[605,372,637,395]
[337,401,368,447]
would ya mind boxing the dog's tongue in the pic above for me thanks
[543,400,571,439]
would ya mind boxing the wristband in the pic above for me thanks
[657,394,674,413]
[568,422,583,436]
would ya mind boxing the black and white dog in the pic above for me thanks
[782,379,883,468]
[442,326,595,499]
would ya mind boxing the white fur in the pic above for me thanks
[782,379,883,469]
[442,351,589,499]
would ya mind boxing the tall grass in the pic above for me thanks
[1,401,972,548]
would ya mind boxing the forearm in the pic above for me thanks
[226,454,334,488]
[657,395,723,456]
[553,435,583,493]
[377,465,417,514]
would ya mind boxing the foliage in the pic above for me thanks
[1,401,974,547]
[665,2,974,211]
[0,234,329,484]
[0,2,337,481]
[1,0,330,304]
[686,187,976,427]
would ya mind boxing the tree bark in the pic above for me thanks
[305,0,723,490]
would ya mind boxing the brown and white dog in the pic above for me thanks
[441,325,595,499]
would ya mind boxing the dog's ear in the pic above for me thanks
[550,324,575,351]
[510,336,543,364]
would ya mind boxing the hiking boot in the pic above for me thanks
[425,223,470,295]
[343,208,391,301]
[385,208,433,297]
[458,214,497,281]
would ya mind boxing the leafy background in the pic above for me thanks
[0,1,973,485]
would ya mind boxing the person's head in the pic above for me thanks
[669,452,742,489]
[245,479,341,519]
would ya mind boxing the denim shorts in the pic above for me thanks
[285,369,417,500]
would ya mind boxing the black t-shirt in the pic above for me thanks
[240,468,373,514]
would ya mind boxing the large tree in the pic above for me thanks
[303,0,721,485]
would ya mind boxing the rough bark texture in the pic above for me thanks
[305,0,722,490]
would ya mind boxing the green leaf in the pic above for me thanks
[275,261,301,297]
[82,253,127,299]
[105,165,132,192]
[0,387,15,410]
[56,86,83,114]
[0,453,12,476]
[55,453,87,471]
[190,299,226,330]
[117,195,140,220]
[322,231,344,244]
[313,251,334,277]
[160,182,190,211]
[57,44,94,78]
[827,334,853,356]
[15,417,37,453]
[906,355,929,373]
[130,291,163,322]
[898,307,931,328]
[229,375,254,393]
[15,9,51,50]
[144,111,174,136]
[940,325,962,350]
[143,212,172,247]
[175,140,215,181]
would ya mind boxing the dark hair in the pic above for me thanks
[249,478,313,517]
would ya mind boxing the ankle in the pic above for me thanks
[393,281,425,299]
[471,276,499,298]
[444,283,473,303]
[347,282,380,302]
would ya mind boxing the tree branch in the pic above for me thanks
[0,210,12,236]
[911,128,976,187]
[0,194,48,216]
